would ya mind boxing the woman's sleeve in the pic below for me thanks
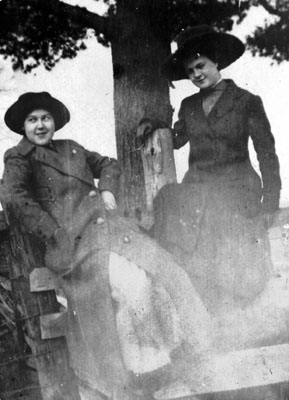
[85,150,122,196]
[248,95,281,213]
[172,100,189,150]
[2,149,59,242]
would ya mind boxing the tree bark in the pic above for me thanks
[111,0,172,217]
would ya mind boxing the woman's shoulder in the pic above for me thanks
[4,137,34,161]
[53,138,83,147]
[180,92,200,109]
[53,139,86,153]
[225,80,267,116]
[4,139,85,162]
[225,79,259,101]
[4,146,19,162]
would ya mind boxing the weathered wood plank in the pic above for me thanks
[0,178,81,400]
[40,311,68,339]
[155,344,289,399]
[30,267,59,292]
[6,234,80,400]
[141,128,177,211]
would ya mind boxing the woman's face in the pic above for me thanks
[183,55,221,90]
[23,109,55,146]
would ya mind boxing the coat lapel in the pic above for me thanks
[206,79,243,125]
[34,141,95,187]
[188,93,207,123]
[16,137,36,155]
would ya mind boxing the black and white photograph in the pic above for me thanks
[1,1,289,399]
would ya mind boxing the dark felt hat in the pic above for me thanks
[160,25,245,81]
[4,92,70,134]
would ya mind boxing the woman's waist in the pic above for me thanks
[183,159,261,185]
[39,188,105,223]
[188,141,250,169]
[190,156,250,171]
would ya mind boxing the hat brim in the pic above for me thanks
[160,32,245,81]
[4,93,70,135]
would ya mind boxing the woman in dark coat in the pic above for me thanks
[1,92,214,398]
[0,92,132,398]
[139,25,281,313]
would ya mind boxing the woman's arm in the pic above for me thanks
[85,151,122,196]
[85,150,122,210]
[248,95,281,214]
[2,148,59,242]
[172,100,189,150]
[137,101,189,150]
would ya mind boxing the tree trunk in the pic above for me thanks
[111,0,172,218]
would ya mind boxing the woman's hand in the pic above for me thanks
[101,190,117,210]
[137,118,168,140]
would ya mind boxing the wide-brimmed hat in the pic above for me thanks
[160,25,245,81]
[4,92,70,134]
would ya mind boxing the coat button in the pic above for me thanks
[123,235,131,244]
[72,149,77,154]
[96,217,105,225]
[89,190,97,197]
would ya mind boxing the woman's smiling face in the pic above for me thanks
[23,109,55,146]
[183,55,221,90]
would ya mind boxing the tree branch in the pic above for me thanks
[257,0,284,17]
[59,0,113,39]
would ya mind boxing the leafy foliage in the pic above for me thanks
[0,0,288,73]
[0,1,88,72]
[168,0,251,39]
[247,17,289,62]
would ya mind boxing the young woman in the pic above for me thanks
[139,25,281,313]
[2,92,207,399]
[1,91,131,398]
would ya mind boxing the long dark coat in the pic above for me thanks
[1,137,128,395]
[173,79,281,212]
[2,137,121,241]
[1,137,213,396]
[153,80,282,313]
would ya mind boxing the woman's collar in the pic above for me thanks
[16,136,36,155]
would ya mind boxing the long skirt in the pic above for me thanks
[153,162,272,313]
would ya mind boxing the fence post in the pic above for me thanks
[0,201,80,400]
[141,128,177,212]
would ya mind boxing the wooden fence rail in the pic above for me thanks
[0,198,80,400]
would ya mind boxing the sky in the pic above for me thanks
[1,3,289,207]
